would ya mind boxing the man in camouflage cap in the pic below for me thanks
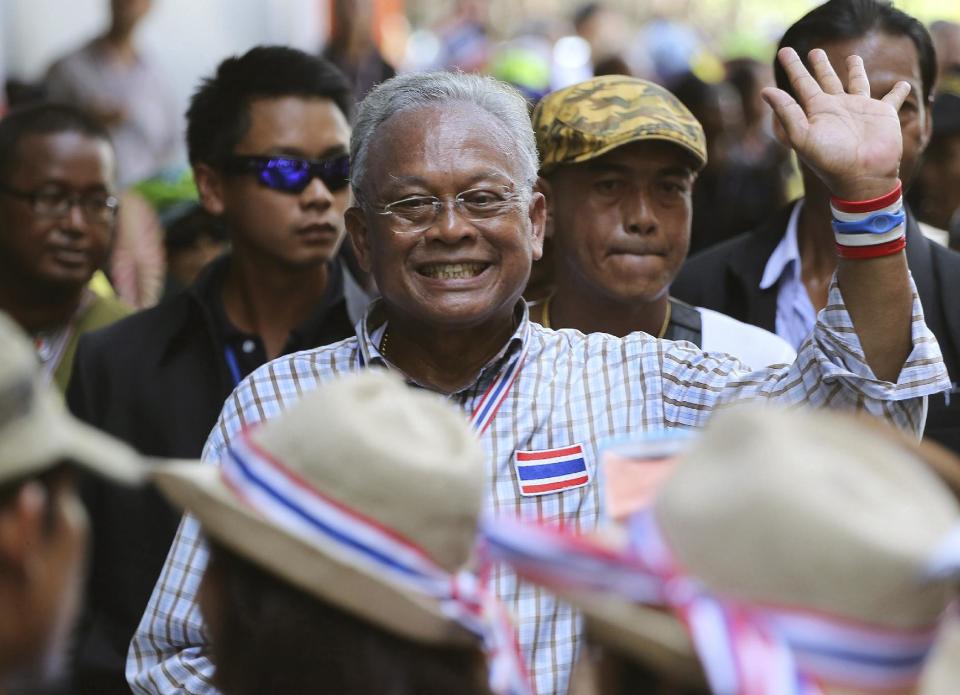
[531,75,795,367]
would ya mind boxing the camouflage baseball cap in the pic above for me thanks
[533,75,707,174]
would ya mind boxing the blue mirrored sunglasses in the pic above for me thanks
[223,154,350,194]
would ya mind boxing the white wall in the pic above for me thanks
[2,0,328,124]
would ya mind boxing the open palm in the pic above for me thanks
[763,47,911,201]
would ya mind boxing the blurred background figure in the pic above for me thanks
[44,0,180,189]
[323,0,396,102]
[159,202,228,298]
[433,0,493,72]
[572,3,630,75]
[673,72,790,255]
[931,20,960,82]
[910,66,960,251]
[0,104,129,393]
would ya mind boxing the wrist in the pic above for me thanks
[832,180,905,260]
[829,176,901,203]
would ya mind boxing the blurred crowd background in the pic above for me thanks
[1,0,959,310]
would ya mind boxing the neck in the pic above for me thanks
[380,307,519,394]
[0,280,83,334]
[100,27,137,62]
[220,253,331,360]
[797,183,840,278]
[549,282,669,338]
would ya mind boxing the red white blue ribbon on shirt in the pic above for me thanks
[484,512,939,695]
[220,434,535,695]
[359,320,529,436]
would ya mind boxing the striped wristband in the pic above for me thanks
[831,181,905,259]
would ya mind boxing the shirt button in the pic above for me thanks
[242,340,256,354]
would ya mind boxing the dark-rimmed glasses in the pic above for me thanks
[0,184,119,224]
[222,155,350,194]
[370,185,525,235]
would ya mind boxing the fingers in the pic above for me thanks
[881,81,912,111]
[777,47,823,105]
[846,55,870,97]
[809,48,845,95]
[761,87,809,148]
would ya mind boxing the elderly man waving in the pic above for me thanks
[129,48,948,695]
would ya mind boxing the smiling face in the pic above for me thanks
[0,132,116,295]
[195,96,351,270]
[346,102,545,330]
[546,140,696,305]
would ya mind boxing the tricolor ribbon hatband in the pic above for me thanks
[484,512,941,695]
[220,434,535,695]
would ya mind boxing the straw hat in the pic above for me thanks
[0,311,144,485]
[489,406,960,693]
[152,370,487,645]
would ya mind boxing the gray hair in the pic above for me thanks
[350,71,539,202]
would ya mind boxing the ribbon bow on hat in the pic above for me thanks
[485,406,960,695]
[221,435,534,695]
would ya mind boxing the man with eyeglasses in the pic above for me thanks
[132,60,951,695]
[0,103,130,393]
[64,47,367,695]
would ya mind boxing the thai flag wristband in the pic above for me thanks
[831,181,906,259]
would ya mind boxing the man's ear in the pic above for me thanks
[527,188,547,262]
[345,206,373,273]
[920,94,934,152]
[0,482,47,577]
[535,176,554,241]
[193,163,227,216]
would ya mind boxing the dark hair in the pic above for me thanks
[202,540,493,695]
[774,0,936,101]
[185,46,353,167]
[0,103,111,181]
[162,203,227,253]
[573,3,602,32]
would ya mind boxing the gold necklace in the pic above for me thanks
[541,296,673,338]
[379,326,391,360]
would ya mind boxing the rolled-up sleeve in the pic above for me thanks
[660,274,950,435]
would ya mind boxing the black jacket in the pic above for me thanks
[66,255,357,694]
[673,205,960,453]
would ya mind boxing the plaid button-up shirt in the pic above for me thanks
[128,278,948,695]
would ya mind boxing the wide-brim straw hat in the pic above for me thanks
[569,407,960,691]
[153,370,487,646]
[0,311,145,486]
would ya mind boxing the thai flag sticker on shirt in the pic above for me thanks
[514,444,590,497]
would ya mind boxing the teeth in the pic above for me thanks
[421,263,487,279]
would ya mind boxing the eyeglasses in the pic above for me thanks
[223,154,351,194]
[0,184,119,224]
[371,185,525,235]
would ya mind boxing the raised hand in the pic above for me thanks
[762,47,911,201]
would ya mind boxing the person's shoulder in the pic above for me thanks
[528,320,638,362]
[77,292,192,352]
[248,335,361,383]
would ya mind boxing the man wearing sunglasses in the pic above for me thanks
[65,47,366,695]
[0,103,130,393]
